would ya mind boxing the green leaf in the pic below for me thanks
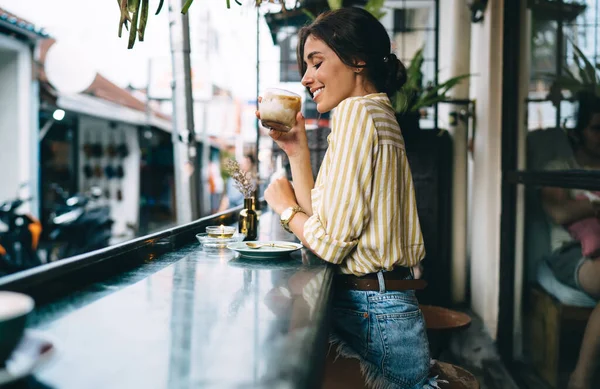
[301,8,316,20]
[327,0,343,10]
[572,42,598,85]
[552,75,586,91]
[409,74,472,111]
[181,0,193,14]
[393,45,472,113]
[364,0,386,19]
[561,65,579,83]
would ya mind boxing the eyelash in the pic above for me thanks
[313,62,322,69]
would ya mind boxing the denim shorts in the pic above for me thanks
[546,241,587,292]
[330,280,435,389]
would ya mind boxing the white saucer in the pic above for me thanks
[227,241,302,259]
[0,330,56,385]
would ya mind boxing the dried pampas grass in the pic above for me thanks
[224,158,256,198]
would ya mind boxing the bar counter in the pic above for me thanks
[0,209,334,389]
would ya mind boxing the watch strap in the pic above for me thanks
[281,205,305,233]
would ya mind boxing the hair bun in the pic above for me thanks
[383,53,407,96]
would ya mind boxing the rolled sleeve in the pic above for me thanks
[304,215,358,264]
[303,99,376,265]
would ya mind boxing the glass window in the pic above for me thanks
[521,177,599,387]
[508,2,600,388]
[500,0,600,388]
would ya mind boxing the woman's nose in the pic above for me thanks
[301,70,312,87]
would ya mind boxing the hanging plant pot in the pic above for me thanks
[527,0,586,22]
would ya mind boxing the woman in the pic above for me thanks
[541,91,600,389]
[259,7,434,389]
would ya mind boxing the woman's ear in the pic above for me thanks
[352,59,366,73]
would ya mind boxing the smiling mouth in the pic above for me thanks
[312,87,324,100]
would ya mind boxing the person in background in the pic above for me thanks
[259,7,434,389]
[541,91,600,389]
[208,161,224,214]
[218,154,256,211]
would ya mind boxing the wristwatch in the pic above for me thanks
[280,205,305,233]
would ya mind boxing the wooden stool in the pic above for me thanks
[322,347,365,389]
[420,305,472,359]
[322,347,479,389]
[431,361,479,389]
[528,285,593,388]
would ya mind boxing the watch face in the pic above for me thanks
[281,208,294,221]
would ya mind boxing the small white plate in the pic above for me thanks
[0,330,56,385]
[227,241,302,259]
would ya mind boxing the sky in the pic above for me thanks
[0,0,284,100]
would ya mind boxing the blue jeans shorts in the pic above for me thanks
[330,273,436,389]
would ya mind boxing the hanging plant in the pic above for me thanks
[117,0,285,49]
[542,41,600,106]
[394,47,472,114]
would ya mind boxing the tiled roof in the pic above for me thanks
[0,7,49,40]
[38,39,171,123]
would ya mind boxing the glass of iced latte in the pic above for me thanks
[259,88,302,132]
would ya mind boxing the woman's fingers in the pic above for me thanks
[269,129,283,140]
[291,112,306,134]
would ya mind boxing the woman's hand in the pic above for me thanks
[256,97,309,159]
[264,177,298,215]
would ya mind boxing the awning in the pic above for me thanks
[57,92,221,148]
[57,93,172,132]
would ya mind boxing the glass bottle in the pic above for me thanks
[239,197,257,240]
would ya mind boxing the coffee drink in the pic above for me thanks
[259,88,302,132]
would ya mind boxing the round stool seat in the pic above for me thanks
[420,305,472,331]
[431,361,479,389]
[420,305,472,359]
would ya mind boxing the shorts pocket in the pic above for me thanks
[375,309,430,387]
[332,308,370,357]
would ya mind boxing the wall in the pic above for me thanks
[77,117,141,240]
[437,0,472,304]
[0,35,37,216]
[469,0,504,338]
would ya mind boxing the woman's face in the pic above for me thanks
[300,35,364,113]
[581,113,600,160]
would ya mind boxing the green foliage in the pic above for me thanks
[394,47,472,114]
[364,0,386,19]
[327,0,343,10]
[543,41,600,105]
[326,0,386,19]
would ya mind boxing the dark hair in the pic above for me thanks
[297,7,407,99]
[573,90,600,143]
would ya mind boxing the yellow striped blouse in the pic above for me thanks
[303,93,425,276]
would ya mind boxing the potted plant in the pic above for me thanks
[528,0,586,23]
[394,47,471,134]
[544,41,600,107]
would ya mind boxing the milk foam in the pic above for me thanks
[260,98,298,127]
